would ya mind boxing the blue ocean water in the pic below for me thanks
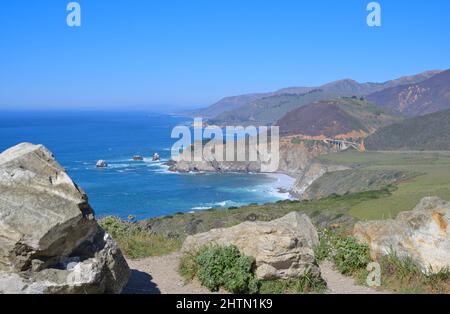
[0,111,292,219]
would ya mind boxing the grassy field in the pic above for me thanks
[318,151,450,220]
[99,216,182,259]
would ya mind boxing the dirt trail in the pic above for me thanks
[319,261,387,294]
[124,253,386,294]
[124,253,219,294]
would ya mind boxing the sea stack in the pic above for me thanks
[96,160,108,168]
[152,153,160,161]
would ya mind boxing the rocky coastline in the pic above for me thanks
[166,138,347,200]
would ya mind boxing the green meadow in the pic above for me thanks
[318,151,450,220]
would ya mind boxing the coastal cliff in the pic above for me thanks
[169,137,348,198]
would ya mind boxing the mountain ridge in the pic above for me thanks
[185,70,441,124]
[277,97,402,139]
[367,69,450,117]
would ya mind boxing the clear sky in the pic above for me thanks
[0,0,449,111]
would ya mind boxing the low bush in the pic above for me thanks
[379,254,450,293]
[259,274,327,294]
[179,245,327,294]
[178,250,199,282]
[194,245,259,294]
[99,216,181,259]
[317,230,450,293]
[315,229,371,275]
[333,235,371,275]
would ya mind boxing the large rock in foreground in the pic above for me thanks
[354,197,450,274]
[0,143,130,293]
[182,212,321,280]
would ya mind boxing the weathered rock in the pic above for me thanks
[182,212,321,280]
[96,160,108,168]
[354,197,450,274]
[0,143,130,293]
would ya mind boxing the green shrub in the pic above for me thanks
[332,235,371,275]
[196,245,259,294]
[179,245,259,294]
[315,229,371,275]
[179,245,328,294]
[178,250,199,282]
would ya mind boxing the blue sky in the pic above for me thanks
[0,0,449,111]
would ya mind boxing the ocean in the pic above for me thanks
[0,111,294,220]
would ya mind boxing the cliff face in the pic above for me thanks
[170,139,338,174]
[170,138,348,197]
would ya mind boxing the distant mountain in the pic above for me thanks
[209,89,332,126]
[365,109,450,151]
[183,93,271,118]
[190,70,440,125]
[381,70,442,89]
[277,98,402,139]
[367,70,450,117]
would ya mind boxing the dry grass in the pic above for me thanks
[99,216,181,259]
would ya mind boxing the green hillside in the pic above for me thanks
[278,97,402,138]
[366,109,450,151]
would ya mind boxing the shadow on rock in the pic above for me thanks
[122,269,161,294]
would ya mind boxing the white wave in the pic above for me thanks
[214,200,243,208]
[106,163,133,169]
[191,206,213,211]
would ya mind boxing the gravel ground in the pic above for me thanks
[124,253,387,294]
[123,253,223,294]
[319,261,388,294]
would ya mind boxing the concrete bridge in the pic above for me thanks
[303,138,365,152]
[321,138,365,152]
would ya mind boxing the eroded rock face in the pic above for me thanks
[354,197,450,274]
[0,143,130,293]
[291,163,349,198]
[182,212,321,280]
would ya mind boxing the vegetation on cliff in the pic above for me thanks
[365,109,450,151]
[99,216,181,259]
[277,97,401,138]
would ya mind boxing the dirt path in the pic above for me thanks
[319,261,387,294]
[124,252,220,294]
[124,253,386,294]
